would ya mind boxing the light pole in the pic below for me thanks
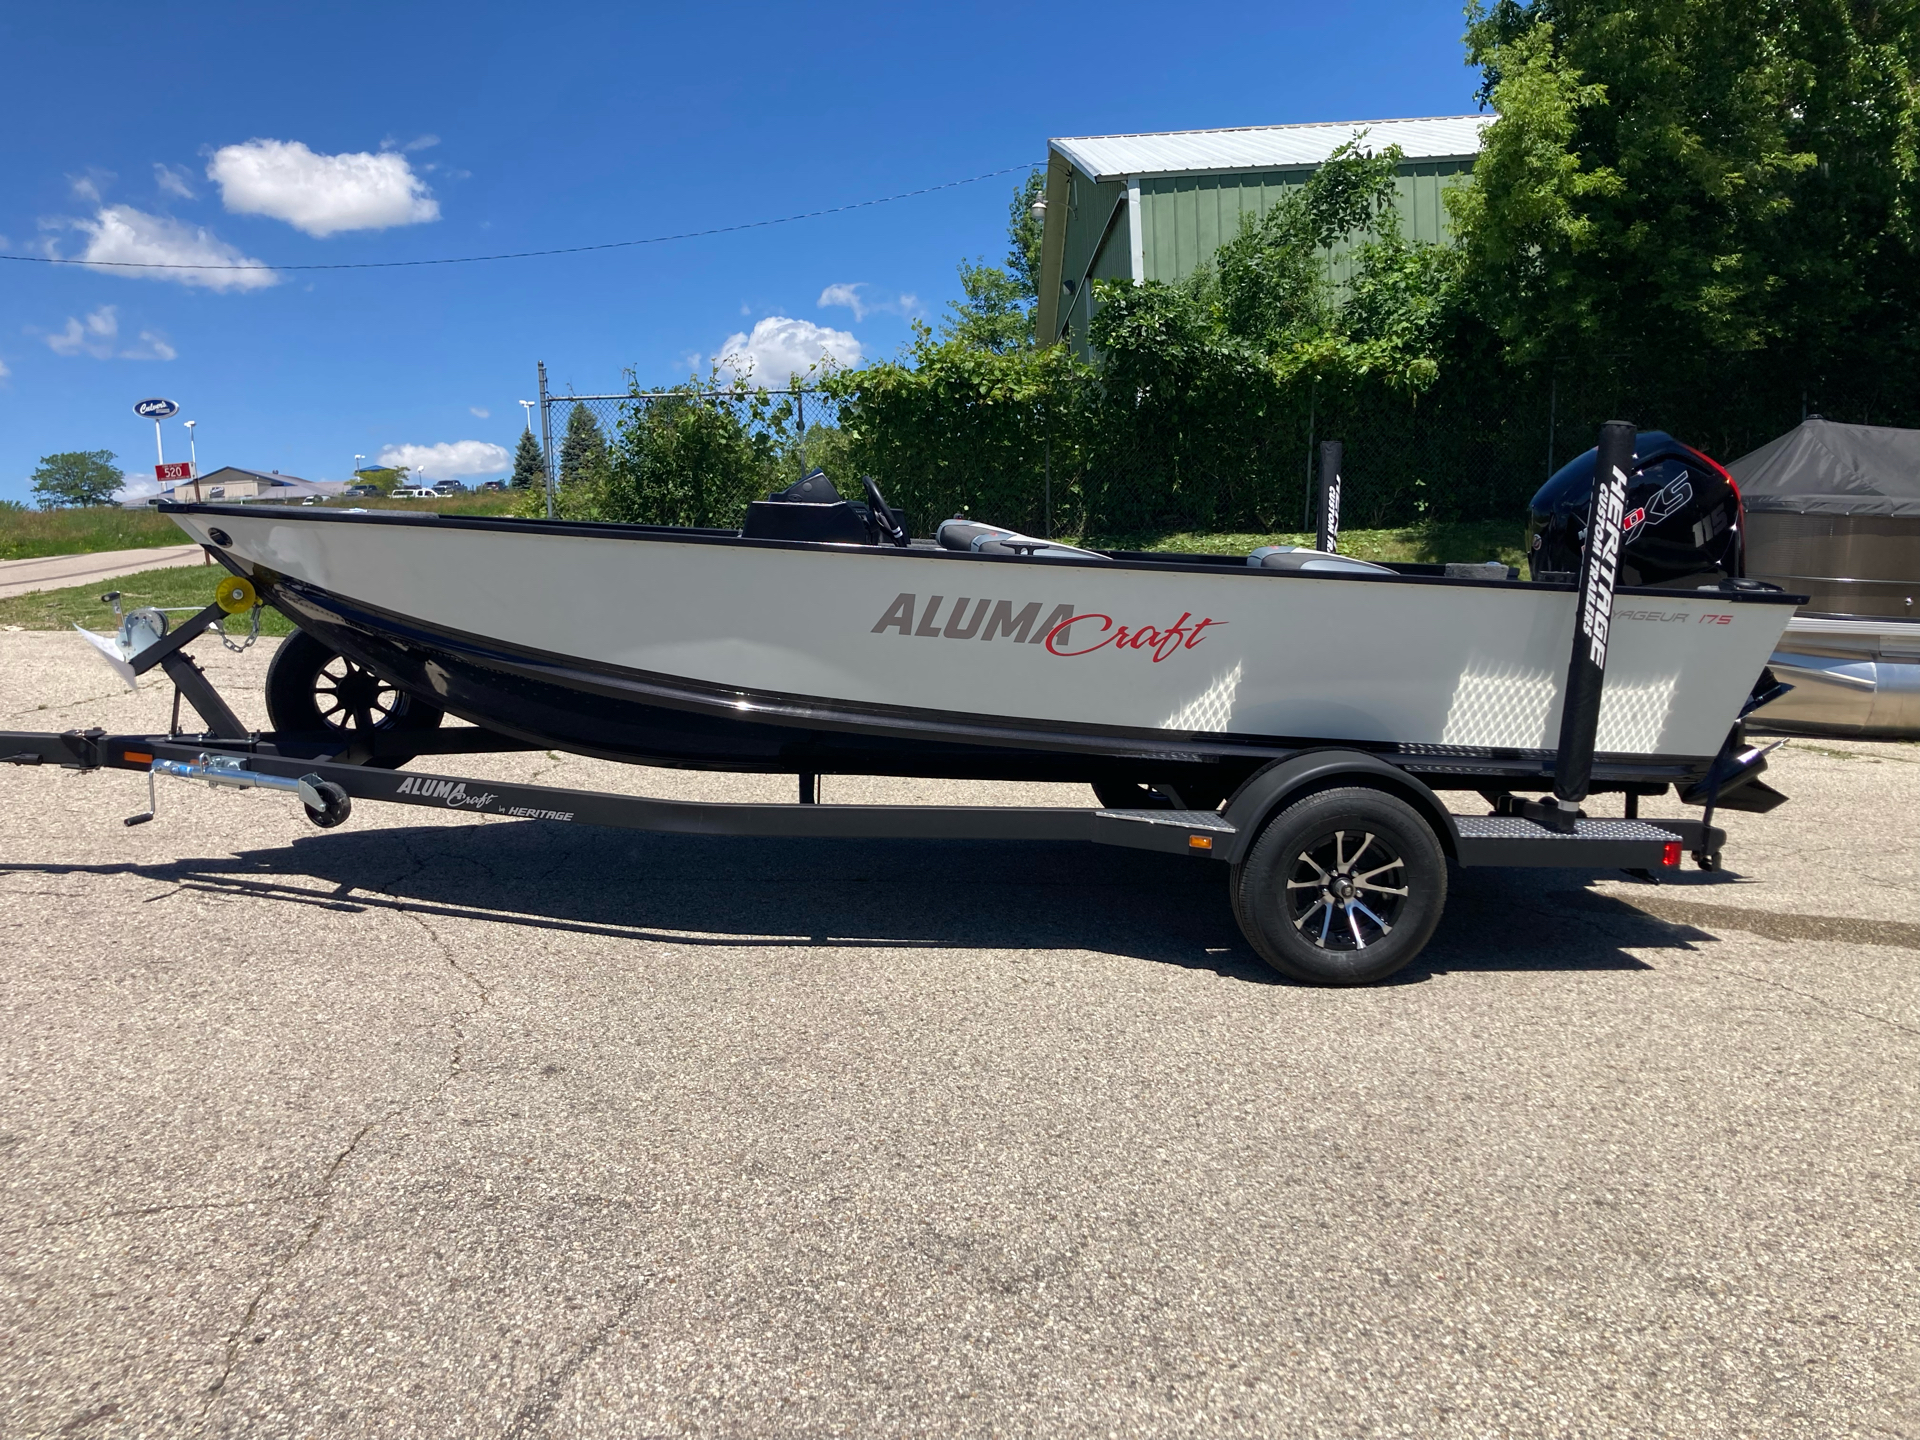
[353,454,366,485]
[182,420,197,478]
[518,400,535,433]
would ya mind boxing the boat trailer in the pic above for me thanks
[3,437,1784,985]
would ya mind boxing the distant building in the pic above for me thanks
[1035,115,1490,356]
[152,467,348,505]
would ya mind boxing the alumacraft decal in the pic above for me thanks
[392,774,578,821]
[870,593,1225,662]
[393,775,498,809]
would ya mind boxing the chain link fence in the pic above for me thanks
[536,360,1907,543]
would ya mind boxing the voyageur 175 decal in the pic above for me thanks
[870,593,1225,662]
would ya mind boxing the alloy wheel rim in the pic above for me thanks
[1284,828,1410,950]
[313,656,406,733]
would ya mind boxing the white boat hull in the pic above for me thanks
[164,506,1797,787]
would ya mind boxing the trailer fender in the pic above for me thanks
[1217,750,1459,864]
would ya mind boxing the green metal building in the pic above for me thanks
[1034,116,1488,355]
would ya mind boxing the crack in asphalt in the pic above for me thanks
[5,1192,324,1237]
[499,1279,659,1440]
[195,837,494,1434]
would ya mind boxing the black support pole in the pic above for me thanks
[1552,420,1636,812]
[1315,440,1343,554]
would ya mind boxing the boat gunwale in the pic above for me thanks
[160,502,1809,606]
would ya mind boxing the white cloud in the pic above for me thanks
[208,138,439,237]
[469,406,489,419]
[154,163,196,199]
[0,357,10,379]
[818,282,918,322]
[402,134,440,152]
[716,316,862,387]
[73,205,277,291]
[113,472,164,503]
[69,170,112,204]
[376,440,510,480]
[44,305,177,360]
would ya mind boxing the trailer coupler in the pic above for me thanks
[126,753,351,829]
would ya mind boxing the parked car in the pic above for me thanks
[432,479,466,495]
[342,484,384,498]
[477,479,507,492]
[392,486,443,499]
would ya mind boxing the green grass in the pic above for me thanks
[0,492,525,561]
[0,506,187,560]
[0,564,296,636]
[1086,519,1529,569]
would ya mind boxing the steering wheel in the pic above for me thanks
[862,475,909,547]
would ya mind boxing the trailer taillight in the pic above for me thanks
[1661,840,1683,868]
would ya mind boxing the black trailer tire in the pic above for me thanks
[1232,786,1447,986]
[265,629,443,767]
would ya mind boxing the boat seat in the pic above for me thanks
[741,469,871,545]
[1248,545,1394,575]
[935,518,1108,561]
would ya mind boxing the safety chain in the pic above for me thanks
[218,604,263,654]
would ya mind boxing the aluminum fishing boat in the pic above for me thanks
[156,469,1796,806]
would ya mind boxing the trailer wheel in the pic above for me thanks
[1232,786,1447,986]
[266,629,443,768]
[301,779,352,829]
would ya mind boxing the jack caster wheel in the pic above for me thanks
[266,629,443,769]
[300,777,352,829]
[1232,786,1447,986]
[1693,848,1721,872]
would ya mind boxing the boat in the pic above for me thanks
[154,467,1797,807]
[1726,417,1920,738]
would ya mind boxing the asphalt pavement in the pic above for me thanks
[0,545,209,600]
[1,631,1916,1439]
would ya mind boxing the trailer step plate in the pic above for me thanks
[1092,808,1238,855]
[1453,814,1684,868]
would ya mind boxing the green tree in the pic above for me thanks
[939,260,1034,353]
[30,450,121,508]
[510,429,546,489]
[938,172,1049,353]
[1451,0,1920,391]
[557,403,608,485]
[1007,169,1046,302]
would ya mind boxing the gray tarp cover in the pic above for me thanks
[1728,417,1920,517]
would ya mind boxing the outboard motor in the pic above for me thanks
[1527,431,1743,588]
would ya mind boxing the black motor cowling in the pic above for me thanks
[1527,431,1743,588]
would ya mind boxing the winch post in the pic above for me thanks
[1315,440,1343,554]
[1552,420,1635,817]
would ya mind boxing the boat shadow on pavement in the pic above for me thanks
[0,817,1754,985]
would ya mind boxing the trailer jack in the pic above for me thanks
[126,753,352,830]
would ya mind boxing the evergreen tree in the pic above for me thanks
[510,428,546,489]
[557,404,607,485]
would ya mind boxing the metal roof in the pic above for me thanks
[1050,115,1491,182]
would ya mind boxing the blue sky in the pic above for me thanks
[0,1,1479,503]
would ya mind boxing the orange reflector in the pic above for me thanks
[124,751,153,765]
[1188,834,1213,851]
[1661,840,1682,868]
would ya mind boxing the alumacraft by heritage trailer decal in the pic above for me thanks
[870,593,1226,662]
[390,774,576,821]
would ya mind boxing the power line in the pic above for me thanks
[0,162,1040,275]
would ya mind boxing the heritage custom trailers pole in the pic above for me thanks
[1551,419,1636,824]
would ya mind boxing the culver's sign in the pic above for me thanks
[134,398,179,419]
